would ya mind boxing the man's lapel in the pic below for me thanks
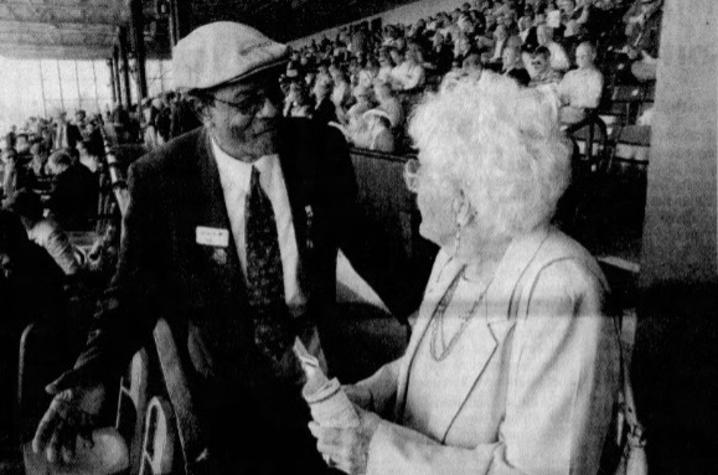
[192,129,244,300]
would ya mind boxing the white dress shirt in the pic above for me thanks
[211,138,307,317]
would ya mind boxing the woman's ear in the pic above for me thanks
[453,190,474,228]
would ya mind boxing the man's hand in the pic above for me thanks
[31,380,106,465]
[309,406,381,475]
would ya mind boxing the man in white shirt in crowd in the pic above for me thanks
[558,41,604,124]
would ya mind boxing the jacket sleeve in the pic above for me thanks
[45,228,81,275]
[365,258,620,475]
[354,357,402,416]
[54,160,163,387]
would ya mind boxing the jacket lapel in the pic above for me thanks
[394,228,551,437]
[394,251,463,416]
[191,130,244,301]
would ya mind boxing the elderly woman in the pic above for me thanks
[310,73,620,474]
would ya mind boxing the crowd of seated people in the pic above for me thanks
[269,0,662,153]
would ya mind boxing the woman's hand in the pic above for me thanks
[343,384,373,410]
[309,406,381,475]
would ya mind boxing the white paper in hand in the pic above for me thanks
[294,338,359,428]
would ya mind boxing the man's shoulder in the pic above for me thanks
[130,127,204,177]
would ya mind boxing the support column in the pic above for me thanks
[107,58,117,105]
[633,0,718,472]
[112,47,123,106]
[38,60,47,118]
[130,0,148,100]
[55,60,65,111]
[118,26,132,112]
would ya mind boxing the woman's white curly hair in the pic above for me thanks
[409,72,571,241]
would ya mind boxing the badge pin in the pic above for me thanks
[211,248,228,265]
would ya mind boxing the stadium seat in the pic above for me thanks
[139,396,177,475]
[116,349,150,474]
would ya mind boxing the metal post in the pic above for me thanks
[74,59,82,112]
[107,58,117,104]
[38,60,47,118]
[92,60,100,113]
[130,0,148,100]
[56,59,65,111]
[118,27,132,112]
[112,47,123,106]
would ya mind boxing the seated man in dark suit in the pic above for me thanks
[46,150,97,230]
[32,21,420,474]
[502,43,531,87]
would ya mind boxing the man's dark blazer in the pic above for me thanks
[48,163,97,230]
[54,122,82,152]
[54,119,419,468]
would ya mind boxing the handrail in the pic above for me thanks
[98,126,130,215]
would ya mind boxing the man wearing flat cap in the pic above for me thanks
[32,21,420,474]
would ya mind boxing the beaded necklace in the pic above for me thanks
[428,266,494,361]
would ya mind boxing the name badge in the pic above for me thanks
[195,226,229,247]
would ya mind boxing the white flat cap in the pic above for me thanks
[172,21,288,91]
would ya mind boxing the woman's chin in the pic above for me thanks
[418,222,448,248]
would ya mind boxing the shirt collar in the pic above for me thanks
[210,136,278,196]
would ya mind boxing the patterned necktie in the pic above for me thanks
[245,166,294,365]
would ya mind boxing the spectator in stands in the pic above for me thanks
[502,43,531,86]
[462,52,485,80]
[357,58,380,88]
[46,149,97,230]
[156,94,173,144]
[345,108,395,153]
[286,81,314,118]
[1,148,35,201]
[427,31,454,75]
[557,41,603,124]
[330,66,353,123]
[310,72,620,475]
[52,109,82,151]
[489,24,510,64]
[7,189,81,276]
[77,139,99,174]
[346,84,375,126]
[623,0,663,82]
[169,92,202,138]
[142,98,160,151]
[5,124,17,151]
[528,46,563,87]
[377,51,395,84]
[82,118,105,158]
[373,80,404,132]
[536,24,571,71]
[390,42,426,91]
[33,23,420,474]
[29,140,49,180]
[74,109,87,132]
[312,74,338,125]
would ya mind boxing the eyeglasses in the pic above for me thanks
[210,89,270,115]
[403,158,421,193]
